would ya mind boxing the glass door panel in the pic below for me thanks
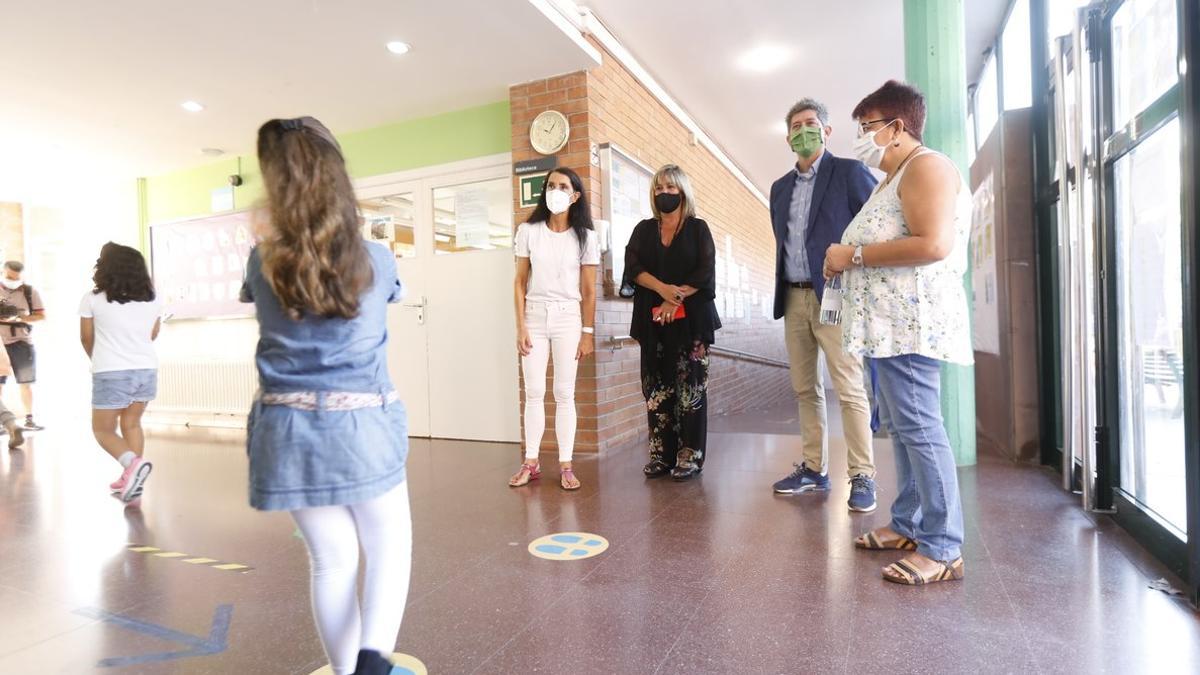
[1113,118,1187,534]
[359,192,418,258]
[431,178,514,255]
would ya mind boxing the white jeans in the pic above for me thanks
[522,300,582,463]
[291,481,412,675]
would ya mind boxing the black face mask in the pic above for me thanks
[655,192,682,214]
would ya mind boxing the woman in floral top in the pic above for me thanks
[823,80,973,586]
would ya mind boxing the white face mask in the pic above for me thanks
[545,189,573,215]
[1,279,21,290]
[851,121,895,169]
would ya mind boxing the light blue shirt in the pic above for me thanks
[784,152,824,283]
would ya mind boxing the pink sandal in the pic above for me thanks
[509,462,541,487]
[560,467,581,491]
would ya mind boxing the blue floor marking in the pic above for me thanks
[75,604,232,667]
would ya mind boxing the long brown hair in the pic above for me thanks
[256,116,371,320]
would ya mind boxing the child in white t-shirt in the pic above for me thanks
[79,243,162,506]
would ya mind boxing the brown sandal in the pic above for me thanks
[855,527,918,551]
[509,462,541,487]
[882,554,964,585]
[560,467,581,491]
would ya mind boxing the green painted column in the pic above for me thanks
[903,0,977,466]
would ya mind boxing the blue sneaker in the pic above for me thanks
[772,463,831,494]
[848,474,877,513]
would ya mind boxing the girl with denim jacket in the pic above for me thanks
[241,117,410,675]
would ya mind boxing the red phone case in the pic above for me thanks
[652,304,686,321]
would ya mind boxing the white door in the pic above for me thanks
[356,156,519,442]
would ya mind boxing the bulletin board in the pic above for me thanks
[598,143,654,296]
[149,211,256,320]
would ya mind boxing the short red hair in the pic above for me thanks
[851,80,927,142]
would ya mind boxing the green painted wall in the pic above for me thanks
[143,101,511,224]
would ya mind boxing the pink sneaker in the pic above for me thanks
[110,474,125,493]
[117,457,153,503]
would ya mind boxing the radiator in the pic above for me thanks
[153,361,259,417]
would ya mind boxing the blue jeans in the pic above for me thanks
[871,354,964,561]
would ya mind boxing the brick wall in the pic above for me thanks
[510,42,792,454]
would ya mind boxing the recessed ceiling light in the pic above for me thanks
[181,100,205,113]
[774,121,788,136]
[386,41,411,55]
[737,44,792,73]
[200,148,225,157]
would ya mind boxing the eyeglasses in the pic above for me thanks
[857,118,896,135]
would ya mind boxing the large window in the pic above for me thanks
[1046,0,1092,58]
[1111,0,1179,129]
[976,54,1000,144]
[1002,0,1033,110]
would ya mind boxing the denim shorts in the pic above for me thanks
[92,369,158,410]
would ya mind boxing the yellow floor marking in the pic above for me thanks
[127,543,252,573]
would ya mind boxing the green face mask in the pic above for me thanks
[789,126,824,158]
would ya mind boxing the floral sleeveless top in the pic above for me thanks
[840,150,974,365]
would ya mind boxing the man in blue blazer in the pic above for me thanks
[769,99,878,512]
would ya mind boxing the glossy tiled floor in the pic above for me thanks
[1,402,1198,674]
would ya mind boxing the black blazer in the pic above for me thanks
[769,152,877,318]
[624,216,721,370]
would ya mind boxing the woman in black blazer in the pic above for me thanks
[624,164,721,480]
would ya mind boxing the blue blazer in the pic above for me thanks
[770,152,877,319]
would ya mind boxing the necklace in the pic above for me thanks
[881,144,925,190]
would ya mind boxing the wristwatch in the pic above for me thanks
[851,245,864,267]
[581,327,595,335]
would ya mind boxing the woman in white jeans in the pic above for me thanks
[509,167,599,491]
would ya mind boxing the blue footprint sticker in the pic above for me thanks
[528,532,610,561]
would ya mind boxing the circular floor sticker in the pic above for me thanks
[308,653,426,675]
[528,532,610,560]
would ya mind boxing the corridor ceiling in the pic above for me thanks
[0,0,598,182]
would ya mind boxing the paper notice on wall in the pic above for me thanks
[970,173,1000,354]
[739,264,749,291]
[455,187,491,249]
[715,256,726,289]
[735,293,745,319]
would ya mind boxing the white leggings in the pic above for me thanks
[291,481,412,675]
[522,301,582,463]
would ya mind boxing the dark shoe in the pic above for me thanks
[847,474,878,513]
[7,426,23,449]
[352,649,393,675]
[772,462,830,494]
[643,459,671,478]
[670,448,702,481]
[23,416,43,431]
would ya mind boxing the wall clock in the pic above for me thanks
[530,110,570,155]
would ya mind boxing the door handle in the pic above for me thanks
[401,296,427,325]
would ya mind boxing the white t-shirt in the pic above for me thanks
[78,291,163,373]
[515,222,600,303]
